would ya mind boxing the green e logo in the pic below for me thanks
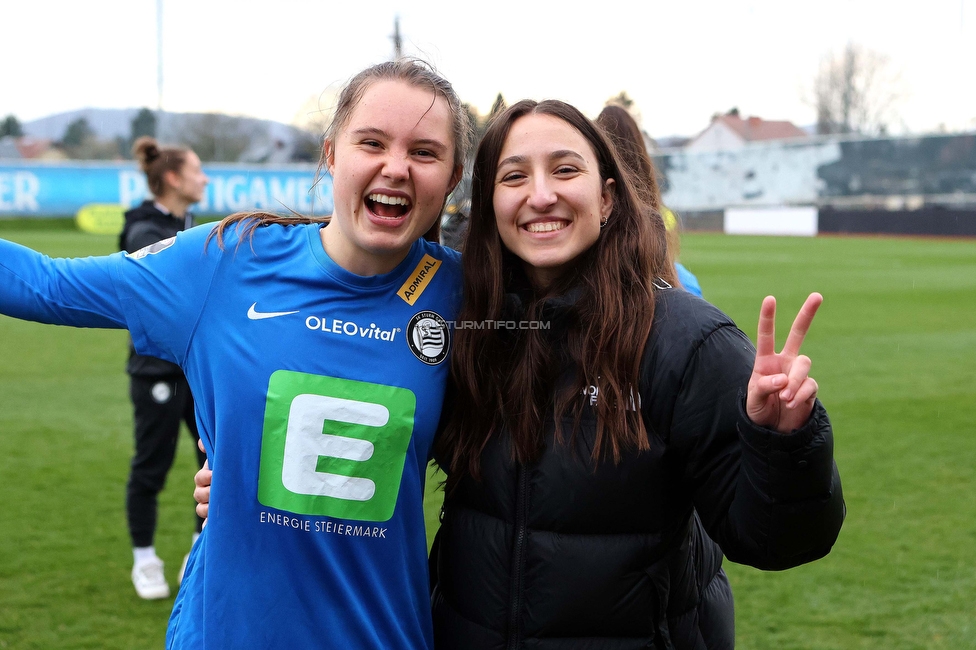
[257,371,416,522]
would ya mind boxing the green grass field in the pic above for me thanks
[1,224,974,649]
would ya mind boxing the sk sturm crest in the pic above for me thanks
[406,310,450,365]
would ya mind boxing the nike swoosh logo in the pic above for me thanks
[247,303,299,320]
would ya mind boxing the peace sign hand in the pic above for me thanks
[746,293,823,434]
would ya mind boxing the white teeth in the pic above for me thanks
[525,221,567,233]
[368,193,409,206]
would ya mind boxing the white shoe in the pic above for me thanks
[178,552,190,586]
[132,557,170,600]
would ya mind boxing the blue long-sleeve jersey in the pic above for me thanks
[0,222,462,649]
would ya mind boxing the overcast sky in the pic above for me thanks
[3,0,975,138]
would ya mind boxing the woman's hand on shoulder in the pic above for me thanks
[746,293,822,434]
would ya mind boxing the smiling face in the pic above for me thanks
[493,113,614,288]
[322,79,460,276]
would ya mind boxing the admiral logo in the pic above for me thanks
[397,254,442,305]
[406,311,450,365]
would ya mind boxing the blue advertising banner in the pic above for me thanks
[0,161,333,217]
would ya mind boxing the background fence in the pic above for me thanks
[0,161,332,218]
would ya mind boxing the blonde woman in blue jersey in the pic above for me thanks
[0,59,470,649]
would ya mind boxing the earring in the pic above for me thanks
[600,217,609,228]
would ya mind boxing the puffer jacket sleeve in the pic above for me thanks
[667,315,845,571]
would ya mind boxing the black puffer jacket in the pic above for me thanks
[119,200,194,377]
[431,287,845,649]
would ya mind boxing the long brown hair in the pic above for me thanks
[209,59,471,247]
[438,100,676,485]
[132,136,189,198]
[594,105,660,212]
[595,105,682,264]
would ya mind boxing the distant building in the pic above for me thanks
[686,109,807,152]
[655,135,692,150]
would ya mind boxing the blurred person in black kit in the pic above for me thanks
[121,136,209,600]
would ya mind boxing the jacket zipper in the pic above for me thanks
[507,464,529,650]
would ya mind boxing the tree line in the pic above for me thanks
[1,42,932,163]
[0,108,309,162]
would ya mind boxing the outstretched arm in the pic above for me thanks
[3,226,222,369]
[0,238,127,328]
[671,293,844,570]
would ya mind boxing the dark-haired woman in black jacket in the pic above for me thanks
[431,99,844,650]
